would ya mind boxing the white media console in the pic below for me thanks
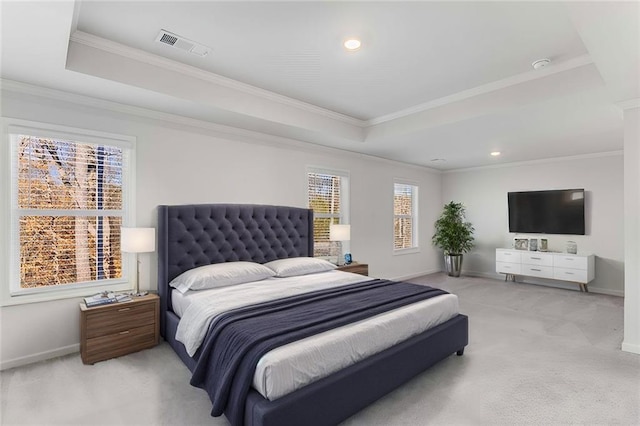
[496,248,595,292]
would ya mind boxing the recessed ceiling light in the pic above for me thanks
[344,38,361,51]
[490,151,501,156]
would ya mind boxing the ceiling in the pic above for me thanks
[1,1,638,170]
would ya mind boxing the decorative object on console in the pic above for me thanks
[432,201,475,277]
[329,224,351,266]
[529,239,538,251]
[540,239,548,252]
[344,253,352,265]
[121,227,156,296]
[566,241,578,254]
[514,238,529,250]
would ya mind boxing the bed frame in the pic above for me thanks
[158,204,468,426]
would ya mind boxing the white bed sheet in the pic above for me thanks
[173,270,459,401]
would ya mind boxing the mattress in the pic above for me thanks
[173,270,459,401]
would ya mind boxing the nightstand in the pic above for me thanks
[336,263,369,276]
[80,293,159,365]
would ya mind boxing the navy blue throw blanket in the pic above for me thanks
[190,279,447,426]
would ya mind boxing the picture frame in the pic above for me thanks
[514,238,529,250]
[529,239,538,251]
[540,239,548,252]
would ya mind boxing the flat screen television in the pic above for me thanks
[508,189,585,235]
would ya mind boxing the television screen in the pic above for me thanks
[508,189,585,235]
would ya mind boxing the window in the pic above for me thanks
[394,182,418,251]
[307,168,349,258]
[6,122,134,300]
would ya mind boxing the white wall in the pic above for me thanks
[441,154,625,295]
[0,89,442,369]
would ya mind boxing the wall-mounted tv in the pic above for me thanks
[508,189,585,235]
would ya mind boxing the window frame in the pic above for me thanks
[393,180,419,254]
[1,118,136,306]
[306,166,350,259]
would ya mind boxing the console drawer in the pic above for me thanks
[522,253,553,267]
[496,250,521,263]
[554,267,588,283]
[522,264,553,279]
[553,255,588,270]
[496,261,521,274]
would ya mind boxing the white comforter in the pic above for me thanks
[175,270,459,400]
[175,270,367,356]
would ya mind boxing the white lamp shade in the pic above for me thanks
[121,227,156,253]
[329,224,351,241]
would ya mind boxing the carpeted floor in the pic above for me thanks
[1,273,639,425]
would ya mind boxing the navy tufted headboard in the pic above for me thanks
[157,204,314,336]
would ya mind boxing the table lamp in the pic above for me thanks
[329,224,351,266]
[121,227,155,296]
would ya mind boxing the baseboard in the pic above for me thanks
[391,268,441,282]
[0,344,79,371]
[621,341,640,355]
[464,271,624,297]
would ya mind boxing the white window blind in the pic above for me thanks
[394,182,418,250]
[307,169,349,258]
[10,131,131,295]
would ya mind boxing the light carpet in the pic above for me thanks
[1,273,639,425]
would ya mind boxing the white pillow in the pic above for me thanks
[169,261,275,294]
[264,257,337,278]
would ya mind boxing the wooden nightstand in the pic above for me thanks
[337,263,369,276]
[80,293,159,365]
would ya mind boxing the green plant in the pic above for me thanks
[432,201,475,255]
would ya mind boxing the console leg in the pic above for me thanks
[456,348,465,356]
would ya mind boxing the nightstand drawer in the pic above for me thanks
[86,302,156,339]
[84,324,157,364]
[336,263,368,276]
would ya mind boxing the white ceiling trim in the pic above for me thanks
[617,98,640,110]
[368,55,594,126]
[443,150,623,174]
[69,31,366,128]
[1,78,439,173]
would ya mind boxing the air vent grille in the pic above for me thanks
[159,33,178,46]
[155,30,211,57]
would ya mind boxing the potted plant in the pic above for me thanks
[432,201,475,277]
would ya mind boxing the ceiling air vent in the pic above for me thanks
[155,30,211,57]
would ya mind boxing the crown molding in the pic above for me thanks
[443,150,624,174]
[69,31,366,128]
[1,78,437,173]
[616,98,640,110]
[368,55,595,126]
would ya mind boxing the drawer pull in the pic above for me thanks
[531,268,541,272]
[118,308,131,312]
[119,330,130,335]
[504,253,512,256]
[531,257,541,260]
[564,258,574,261]
[565,272,574,275]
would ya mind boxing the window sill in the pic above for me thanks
[393,247,421,256]
[2,281,132,307]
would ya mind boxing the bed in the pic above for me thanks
[158,203,468,426]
